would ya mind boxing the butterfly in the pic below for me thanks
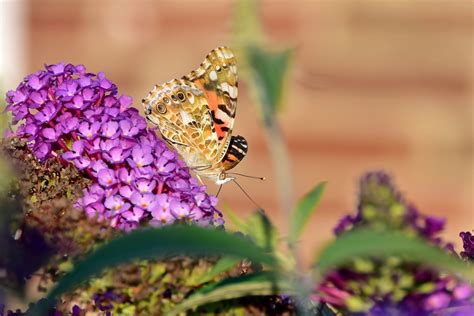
[142,47,248,185]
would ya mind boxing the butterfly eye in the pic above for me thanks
[144,106,152,115]
[156,103,166,114]
[219,172,226,180]
[177,92,186,102]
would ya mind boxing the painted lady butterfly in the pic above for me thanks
[142,47,247,185]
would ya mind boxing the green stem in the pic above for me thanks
[262,117,295,219]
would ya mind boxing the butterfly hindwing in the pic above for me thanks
[142,79,222,168]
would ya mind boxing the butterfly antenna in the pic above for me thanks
[227,172,266,181]
[232,179,262,209]
[216,184,223,197]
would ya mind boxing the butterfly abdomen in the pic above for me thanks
[220,135,248,170]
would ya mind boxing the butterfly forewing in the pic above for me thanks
[183,47,238,144]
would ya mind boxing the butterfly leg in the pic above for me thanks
[216,184,223,197]
[196,174,204,185]
[190,164,213,172]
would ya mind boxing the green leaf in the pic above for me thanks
[197,256,240,284]
[289,182,326,244]
[244,210,278,251]
[246,45,292,117]
[315,303,338,316]
[166,272,292,315]
[314,228,474,282]
[32,225,277,315]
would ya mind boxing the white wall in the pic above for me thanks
[0,0,27,91]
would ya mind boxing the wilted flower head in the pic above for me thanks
[459,231,474,262]
[5,62,223,229]
[334,171,451,248]
[318,171,473,315]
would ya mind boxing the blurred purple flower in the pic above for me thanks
[424,292,451,311]
[459,231,474,262]
[320,171,473,315]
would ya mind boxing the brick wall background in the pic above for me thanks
[6,0,474,265]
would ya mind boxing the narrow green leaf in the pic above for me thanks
[246,45,292,116]
[289,182,326,244]
[197,256,240,284]
[244,210,278,251]
[166,272,292,316]
[315,229,474,282]
[315,303,338,316]
[32,226,277,315]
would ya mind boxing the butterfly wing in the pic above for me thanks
[143,47,245,181]
[183,47,238,146]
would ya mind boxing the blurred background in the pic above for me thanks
[0,0,472,266]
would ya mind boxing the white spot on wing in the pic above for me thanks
[202,60,211,69]
[187,93,195,104]
[221,82,230,93]
[228,85,237,98]
[180,110,194,125]
[220,82,237,98]
[216,50,225,59]
[209,70,218,81]
[223,50,233,58]
[215,109,228,121]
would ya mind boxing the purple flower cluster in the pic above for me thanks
[5,62,222,230]
[318,171,473,315]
